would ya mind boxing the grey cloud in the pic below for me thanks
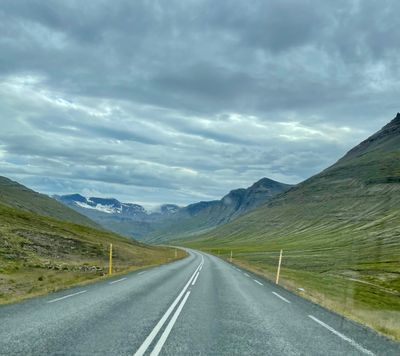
[0,0,399,205]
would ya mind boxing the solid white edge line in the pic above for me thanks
[244,273,250,277]
[253,279,263,286]
[308,315,374,355]
[109,277,128,285]
[133,261,202,356]
[192,272,200,286]
[47,290,87,303]
[138,271,146,275]
[272,291,291,304]
[150,291,191,356]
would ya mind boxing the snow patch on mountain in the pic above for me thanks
[75,201,122,214]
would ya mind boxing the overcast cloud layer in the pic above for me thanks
[0,0,399,208]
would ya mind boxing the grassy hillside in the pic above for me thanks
[0,203,185,304]
[184,114,400,340]
[0,176,101,229]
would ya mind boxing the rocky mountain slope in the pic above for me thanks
[146,178,293,242]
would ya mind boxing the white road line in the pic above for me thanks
[150,291,191,356]
[138,271,146,275]
[272,291,291,304]
[109,277,127,285]
[192,272,200,285]
[133,261,202,356]
[47,290,87,303]
[308,315,374,355]
[253,279,263,286]
[244,273,250,277]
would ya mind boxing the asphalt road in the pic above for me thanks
[0,250,399,355]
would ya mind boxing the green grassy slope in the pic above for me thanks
[184,114,400,340]
[0,176,100,229]
[0,202,185,304]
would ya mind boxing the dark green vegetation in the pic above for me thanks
[184,114,400,340]
[0,179,185,304]
[0,176,100,228]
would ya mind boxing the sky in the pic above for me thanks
[0,0,399,209]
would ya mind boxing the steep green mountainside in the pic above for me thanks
[0,176,100,229]
[185,113,400,340]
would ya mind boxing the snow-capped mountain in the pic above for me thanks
[54,194,148,218]
[54,177,291,241]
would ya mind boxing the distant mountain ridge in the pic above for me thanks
[55,194,148,217]
[55,177,292,241]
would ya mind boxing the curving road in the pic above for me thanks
[0,250,398,355]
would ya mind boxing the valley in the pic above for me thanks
[55,178,292,241]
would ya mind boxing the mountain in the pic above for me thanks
[55,194,147,217]
[0,176,100,229]
[54,194,160,239]
[146,178,293,242]
[184,113,400,340]
[55,178,292,241]
[0,176,183,304]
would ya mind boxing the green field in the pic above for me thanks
[0,203,185,304]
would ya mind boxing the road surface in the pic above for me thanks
[0,250,398,355]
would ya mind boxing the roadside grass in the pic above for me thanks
[197,242,400,341]
[0,203,186,304]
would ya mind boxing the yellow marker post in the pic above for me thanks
[109,243,113,275]
[175,248,177,258]
[230,250,233,263]
[276,249,283,284]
